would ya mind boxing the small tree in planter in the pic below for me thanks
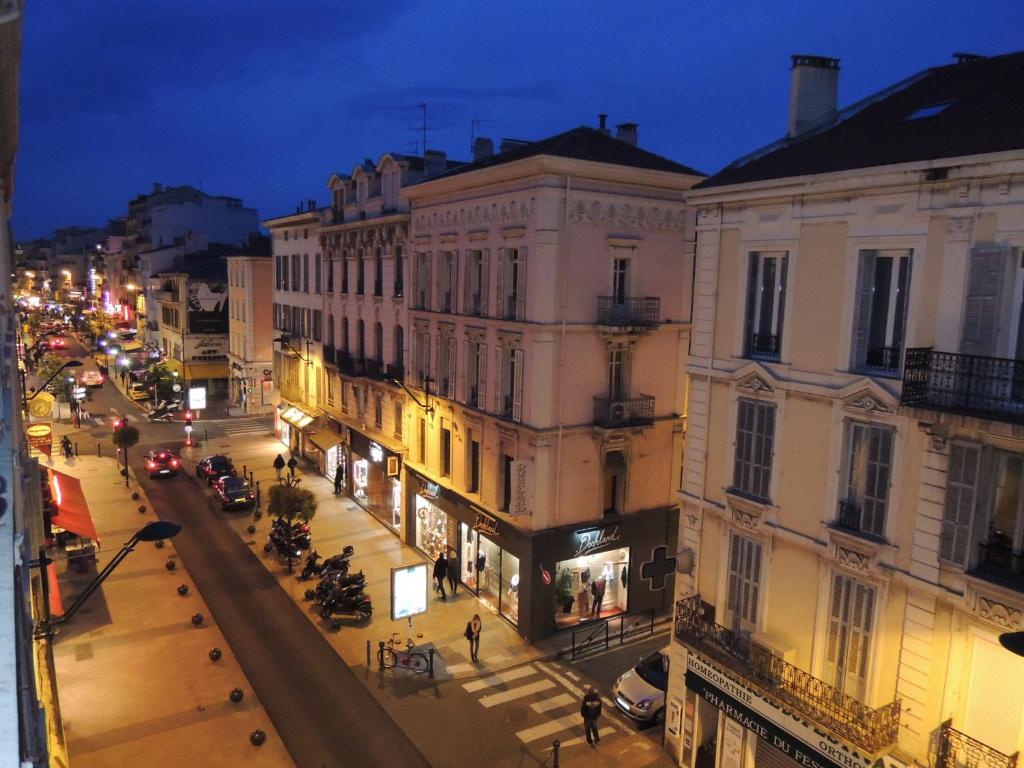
[555,568,575,614]
[112,424,140,487]
[267,479,317,573]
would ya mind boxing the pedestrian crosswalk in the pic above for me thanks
[213,417,272,437]
[460,661,629,750]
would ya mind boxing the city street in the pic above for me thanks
[52,335,672,768]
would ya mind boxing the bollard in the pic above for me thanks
[366,639,371,668]
[97,443,101,458]
[428,647,435,678]
[377,641,385,670]
[552,739,560,768]
[242,464,247,479]
[74,442,79,456]
[256,481,261,508]
[204,428,208,443]
[249,470,254,486]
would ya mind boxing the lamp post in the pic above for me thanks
[24,360,83,414]
[999,632,1024,658]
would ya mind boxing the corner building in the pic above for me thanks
[667,52,1024,768]
[396,125,704,640]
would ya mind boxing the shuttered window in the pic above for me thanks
[842,422,894,537]
[726,533,762,631]
[824,572,875,701]
[732,399,775,500]
[743,252,787,359]
[940,443,981,566]
[851,250,911,374]
[496,247,526,320]
[962,246,1010,356]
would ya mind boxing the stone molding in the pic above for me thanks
[565,198,687,232]
[414,199,535,233]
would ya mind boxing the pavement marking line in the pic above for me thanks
[531,693,575,713]
[446,662,475,676]
[462,664,537,693]
[515,714,581,744]
[536,661,632,730]
[564,670,580,680]
[479,679,556,708]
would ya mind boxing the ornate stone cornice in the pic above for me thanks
[736,373,774,395]
[414,199,534,233]
[842,388,894,415]
[967,583,1024,631]
[565,198,688,232]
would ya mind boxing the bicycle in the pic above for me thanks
[378,632,429,673]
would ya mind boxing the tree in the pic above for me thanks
[112,424,140,487]
[267,480,317,572]
[144,363,179,404]
[88,313,115,342]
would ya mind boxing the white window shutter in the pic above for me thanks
[481,249,490,316]
[478,342,487,410]
[433,334,440,390]
[843,580,874,699]
[450,250,459,313]
[494,343,503,414]
[462,252,472,315]
[962,245,1010,356]
[425,252,433,312]
[823,572,845,687]
[851,251,876,369]
[495,248,505,319]
[461,338,470,403]
[940,442,980,566]
[512,348,524,422]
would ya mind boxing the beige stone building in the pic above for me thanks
[667,52,1024,768]
[227,251,274,414]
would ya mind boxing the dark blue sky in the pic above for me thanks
[13,0,1024,239]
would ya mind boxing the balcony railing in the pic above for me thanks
[902,348,1024,425]
[597,296,660,327]
[467,385,480,409]
[973,541,1024,589]
[322,346,337,366]
[501,394,514,420]
[937,720,1019,768]
[863,345,902,373]
[338,352,364,377]
[835,499,863,532]
[364,358,385,380]
[593,394,655,428]
[675,596,901,754]
[386,364,404,383]
[748,333,780,358]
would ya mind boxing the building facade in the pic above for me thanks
[667,52,1024,768]
[227,253,275,414]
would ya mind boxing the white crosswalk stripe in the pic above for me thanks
[215,418,273,437]
[462,664,537,693]
[479,679,555,708]
[530,693,574,713]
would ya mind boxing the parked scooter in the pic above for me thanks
[309,569,365,602]
[265,517,311,553]
[299,545,354,580]
[320,587,372,622]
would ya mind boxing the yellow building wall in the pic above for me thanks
[776,393,833,540]
[704,380,731,506]
[712,228,740,361]
[789,221,848,373]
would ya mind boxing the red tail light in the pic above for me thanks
[171,459,179,467]
[146,461,154,469]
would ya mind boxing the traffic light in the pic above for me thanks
[185,411,193,426]
[112,418,123,431]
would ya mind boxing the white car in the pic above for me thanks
[613,647,669,723]
[80,370,104,387]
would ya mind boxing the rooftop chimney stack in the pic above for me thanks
[152,182,163,194]
[788,54,840,138]
[597,114,610,135]
[424,149,447,177]
[615,122,638,147]
[473,137,494,161]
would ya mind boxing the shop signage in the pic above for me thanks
[508,460,531,516]
[573,525,622,558]
[391,562,429,621]
[418,478,441,500]
[685,655,873,768]
[473,511,500,537]
[640,545,677,591]
[26,423,53,457]
[369,441,384,464]
[386,456,400,477]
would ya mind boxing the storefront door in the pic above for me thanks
[458,522,520,625]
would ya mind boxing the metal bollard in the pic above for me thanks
[74,442,79,457]
[377,641,385,671]
[428,647,435,678]
[242,464,247,479]
[366,640,371,668]
[249,470,254,486]
[256,481,261,508]
[96,443,101,458]
[204,429,208,443]
[552,739,560,768]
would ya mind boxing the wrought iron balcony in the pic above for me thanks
[597,296,660,328]
[467,385,480,409]
[835,499,864,533]
[338,352,364,377]
[902,348,1024,425]
[322,346,337,366]
[937,720,1019,768]
[501,394,514,420]
[863,345,902,374]
[386,364,404,383]
[593,394,655,428]
[675,596,901,754]
[364,358,385,380]
[972,540,1024,589]
[748,333,780,358]
[832,499,887,541]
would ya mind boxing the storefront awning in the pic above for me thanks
[120,340,144,352]
[185,362,229,380]
[49,470,99,542]
[308,428,344,452]
[281,405,316,429]
[47,561,64,617]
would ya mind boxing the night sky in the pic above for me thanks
[13,0,1024,239]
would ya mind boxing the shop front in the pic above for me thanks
[348,429,402,532]
[277,403,315,454]
[308,421,346,481]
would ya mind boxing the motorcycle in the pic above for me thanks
[300,545,354,581]
[264,534,303,560]
[320,588,372,622]
[309,569,365,602]
[265,518,311,553]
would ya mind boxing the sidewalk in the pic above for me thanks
[46,453,293,768]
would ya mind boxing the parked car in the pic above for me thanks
[145,449,180,478]
[613,648,669,724]
[196,455,236,485]
[128,382,151,401]
[214,476,256,510]
[50,337,66,349]
[80,370,104,387]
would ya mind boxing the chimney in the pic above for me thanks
[152,182,163,194]
[597,114,610,135]
[473,137,494,162]
[788,54,840,138]
[615,122,638,147]
[307,198,316,211]
[424,149,447,177]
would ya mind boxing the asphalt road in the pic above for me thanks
[59,338,430,768]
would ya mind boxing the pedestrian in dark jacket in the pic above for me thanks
[446,549,459,595]
[273,454,285,480]
[286,456,298,478]
[333,463,344,495]
[581,687,602,746]
[433,553,448,600]
[464,613,482,662]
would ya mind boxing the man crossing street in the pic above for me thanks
[581,687,602,746]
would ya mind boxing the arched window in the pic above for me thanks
[356,249,365,295]
[374,248,383,296]
[394,325,404,370]
[393,246,404,298]
[327,314,335,348]
[341,317,349,352]
[357,319,365,359]
[341,250,349,294]
[374,322,383,361]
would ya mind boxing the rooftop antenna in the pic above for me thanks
[419,102,427,156]
[469,115,497,153]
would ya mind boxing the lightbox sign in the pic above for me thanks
[188,387,207,410]
[391,563,429,621]
[573,525,622,558]
[369,441,384,464]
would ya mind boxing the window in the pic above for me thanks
[414,330,431,387]
[303,228,308,239]
[327,256,334,293]
[374,322,383,362]
[326,371,335,405]
[340,380,348,412]
[341,251,349,294]
[441,428,452,477]
[438,250,457,312]
[743,251,788,359]
[357,320,365,360]
[839,422,894,538]
[732,399,775,500]
[852,250,911,374]
[501,454,513,511]
[374,249,383,297]
[341,317,349,353]
[464,249,488,316]
[608,343,629,400]
[291,254,300,292]
[612,256,629,304]
[312,310,322,342]
[499,345,524,422]
[466,340,486,408]
[356,249,365,295]
[418,417,426,464]
[284,230,289,241]
[602,450,626,515]
[391,246,403,296]
[437,334,456,399]
[904,102,952,121]
[394,401,403,439]
[497,247,526,320]
[326,314,335,349]
[374,395,383,428]
[315,253,322,294]
[393,325,404,370]
[823,572,875,702]
[414,252,431,310]
[276,255,285,290]
[468,435,480,492]
[726,533,762,633]
[303,253,310,293]
[940,443,981,567]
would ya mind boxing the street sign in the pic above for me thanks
[390,563,429,621]
[172,384,181,393]
[26,423,53,457]
[184,425,193,434]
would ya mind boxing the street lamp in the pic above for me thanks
[24,360,83,412]
[999,632,1024,658]
[273,335,312,364]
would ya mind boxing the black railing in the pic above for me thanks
[938,720,1019,768]
[902,348,1024,425]
[569,609,657,661]
[748,333,780,358]
[864,345,902,373]
[322,346,337,366]
[597,296,660,327]
[593,394,655,428]
[338,352,364,377]
[835,499,863,532]
[675,596,901,754]
[467,386,480,408]
[833,499,887,541]
[365,359,385,380]
[386,364,404,383]
[973,541,1024,588]
[501,394,514,420]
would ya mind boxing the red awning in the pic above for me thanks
[49,470,99,542]
[47,561,64,617]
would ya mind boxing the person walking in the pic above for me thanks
[433,552,448,601]
[273,454,285,480]
[464,613,482,663]
[286,455,298,478]
[333,462,344,495]
[446,548,459,596]
[581,687,602,746]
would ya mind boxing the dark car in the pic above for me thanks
[145,449,180,478]
[196,455,236,485]
[215,476,256,510]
